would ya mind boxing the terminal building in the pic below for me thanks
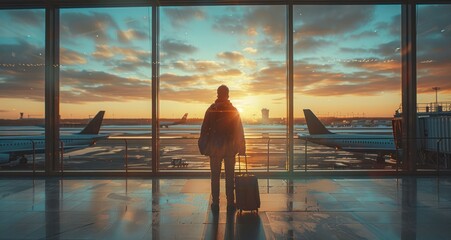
[0,0,451,239]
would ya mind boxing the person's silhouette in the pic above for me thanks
[199,85,246,212]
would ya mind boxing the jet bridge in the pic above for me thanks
[392,105,451,169]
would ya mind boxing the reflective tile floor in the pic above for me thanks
[1,176,451,240]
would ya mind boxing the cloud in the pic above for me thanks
[213,14,246,35]
[0,40,44,65]
[293,5,375,37]
[416,5,451,94]
[300,78,399,97]
[0,41,151,104]
[60,11,119,44]
[159,73,212,103]
[212,6,286,53]
[92,44,150,61]
[245,6,286,42]
[339,47,372,55]
[171,60,223,72]
[243,47,257,54]
[160,73,199,85]
[292,60,401,97]
[117,29,149,43]
[7,10,45,27]
[293,6,375,52]
[160,88,213,104]
[159,67,246,103]
[0,41,45,102]
[217,51,256,68]
[417,61,451,94]
[0,68,44,102]
[212,6,285,40]
[293,36,330,53]
[61,11,149,44]
[60,48,87,65]
[217,51,245,62]
[163,8,206,28]
[375,14,401,37]
[92,44,115,59]
[160,39,197,59]
[161,58,403,102]
[216,68,242,77]
[60,70,150,103]
[417,6,451,38]
[2,6,449,108]
[342,58,400,73]
[90,44,151,72]
[247,63,287,94]
[375,41,401,58]
[417,21,451,62]
[109,61,150,73]
[124,15,151,32]
[347,30,379,40]
[200,57,396,99]
[161,66,243,86]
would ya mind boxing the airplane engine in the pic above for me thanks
[0,154,11,164]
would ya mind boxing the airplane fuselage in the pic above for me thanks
[300,133,396,154]
[0,134,108,164]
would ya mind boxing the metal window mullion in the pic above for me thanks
[401,2,417,172]
[151,3,160,174]
[287,3,294,174]
[45,5,60,174]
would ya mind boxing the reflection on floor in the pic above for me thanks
[0,176,451,239]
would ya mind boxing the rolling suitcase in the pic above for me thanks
[235,155,260,213]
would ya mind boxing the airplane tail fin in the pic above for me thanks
[79,111,105,135]
[303,109,332,135]
[180,113,188,123]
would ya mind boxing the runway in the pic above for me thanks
[0,124,396,171]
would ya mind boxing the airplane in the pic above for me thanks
[0,111,108,165]
[298,109,397,163]
[160,113,188,128]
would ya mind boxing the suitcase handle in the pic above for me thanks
[238,155,248,173]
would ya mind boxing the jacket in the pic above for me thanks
[198,99,246,157]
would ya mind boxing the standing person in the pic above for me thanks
[198,85,246,212]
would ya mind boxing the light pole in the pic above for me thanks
[432,87,440,106]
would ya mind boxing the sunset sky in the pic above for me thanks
[0,4,450,120]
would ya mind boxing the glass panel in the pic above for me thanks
[159,6,287,171]
[293,5,402,171]
[59,7,152,171]
[417,4,451,170]
[0,9,45,171]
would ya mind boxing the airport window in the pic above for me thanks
[0,9,45,171]
[2,1,448,175]
[159,5,288,172]
[59,7,153,171]
[293,5,402,171]
[416,4,451,170]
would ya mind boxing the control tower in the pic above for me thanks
[261,108,269,124]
